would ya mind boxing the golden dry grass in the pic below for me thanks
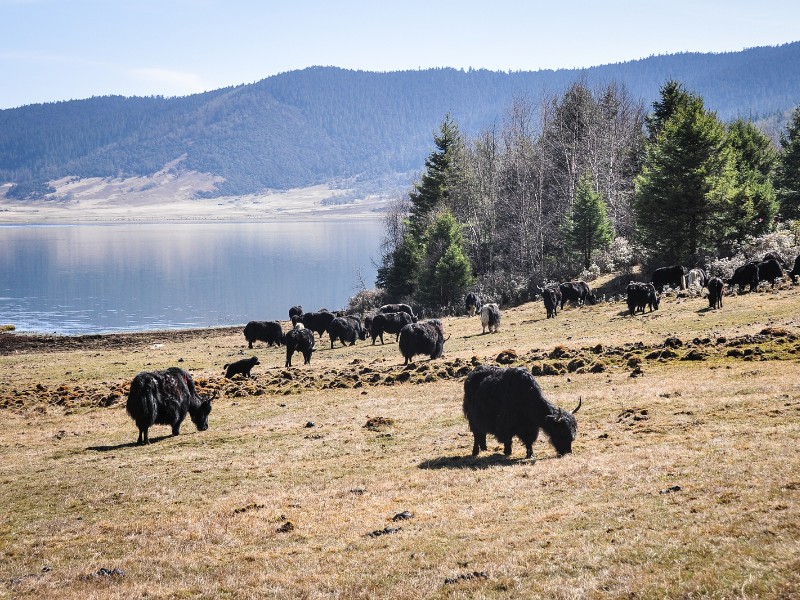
[1,284,800,599]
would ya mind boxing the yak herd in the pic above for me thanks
[126,251,799,458]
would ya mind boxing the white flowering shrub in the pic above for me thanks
[740,228,799,264]
[596,237,636,274]
[347,289,387,314]
[578,264,601,282]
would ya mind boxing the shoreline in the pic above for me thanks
[0,182,393,225]
[0,324,244,354]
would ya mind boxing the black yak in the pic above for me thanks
[789,254,800,284]
[243,321,284,349]
[762,252,788,268]
[480,303,501,333]
[651,265,686,292]
[707,276,724,309]
[378,303,417,321]
[626,282,659,315]
[463,366,580,459]
[285,327,316,367]
[126,367,213,445]
[398,319,445,365]
[558,281,597,308]
[224,356,260,379]
[363,313,375,333]
[727,262,759,292]
[538,286,560,319]
[757,258,784,287]
[464,292,481,317]
[328,316,366,348]
[301,311,336,338]
[370,311,415,345]
[288,305,304,320]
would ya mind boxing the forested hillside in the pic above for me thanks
[1,42,799,197]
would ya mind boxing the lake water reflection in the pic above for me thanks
[0,221,383,334]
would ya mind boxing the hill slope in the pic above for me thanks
[1,42,799,197]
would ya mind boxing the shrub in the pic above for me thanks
[347,288,386,314]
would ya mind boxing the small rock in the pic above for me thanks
[276,521,295,533]
[660,485,682,494]
[367,526,401,538]
[392,511,413,522]
[664,336,683,349]
[305,421,315,428]
[444,571,489,585]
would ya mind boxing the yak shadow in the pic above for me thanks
[87,434,173,452]
[418,452,554,470]
[696,306,717,314]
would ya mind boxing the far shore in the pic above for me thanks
[0,181,392,225]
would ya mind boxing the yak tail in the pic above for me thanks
[572,397,582,414]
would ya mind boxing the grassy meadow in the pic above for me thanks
[1,281,799,599]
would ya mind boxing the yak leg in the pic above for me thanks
[503,438,513,456]
[472,432,487,456]
[524,440,534,459]
[137,428,148,445]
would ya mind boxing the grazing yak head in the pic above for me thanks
[544,397,581,456]
[189,391,216,432]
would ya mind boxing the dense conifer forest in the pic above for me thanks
[1,42,799,196]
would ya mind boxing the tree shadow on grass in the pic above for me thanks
[87,434,172,452]
[418,452,554,470]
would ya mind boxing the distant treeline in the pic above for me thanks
[1,42,800,196]
[374,80,800,311]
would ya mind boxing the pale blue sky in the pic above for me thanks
[2,0,798,109]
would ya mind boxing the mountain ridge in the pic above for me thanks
[1,41,798,199]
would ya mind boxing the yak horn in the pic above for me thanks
[572,397,582,414]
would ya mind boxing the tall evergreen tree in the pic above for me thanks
[567,171,613,268]
[645,80,691,141]
[775,105,800,220]
[726,119,778,241]
[635,88,737,264]
[407,114,462,237]
[416,211,473,308]
[377,114,464,303]
[375,230,423,301]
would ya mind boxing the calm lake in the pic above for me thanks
[0,221,383,334]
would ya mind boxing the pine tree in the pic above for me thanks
[568,171,613,269]
[645,80,692,140]
[416,211,473,308]
[635,88,737,264]
[726,119,778,241]
[775,105,800,220]
[407,114,462,237]
[375,230,423,301]
[377,114,464,302]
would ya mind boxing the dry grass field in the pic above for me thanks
[1,282,799,599]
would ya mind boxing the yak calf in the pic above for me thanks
[224,356,260,379]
